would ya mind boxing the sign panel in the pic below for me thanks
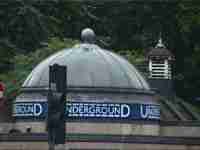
[13,101,160,121]
[66,103,160,120]
[13,102,47,119]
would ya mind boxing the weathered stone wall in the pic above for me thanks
[2,122,200,137]
[0,142,200,150]
[0,123,14,133]
[1,122,200,150]
[66,122,160,136]
[9,122,160,136]
[160,126,200,137]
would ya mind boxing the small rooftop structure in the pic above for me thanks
[146,38,175,80]
[147,38,174,60]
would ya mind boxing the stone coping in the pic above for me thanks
[8,120,200,126]
[21,86,155,95]
[160,121,200,126]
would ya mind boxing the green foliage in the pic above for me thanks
[0,2,46,52]
[0,39,16,72]
[172,3,200,98]
[117,49,145,65]
[1,1,200,99]
[1,37,79,101]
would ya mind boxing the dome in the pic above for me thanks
[23,43,150,90]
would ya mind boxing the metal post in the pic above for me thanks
[48,64,67,150]
[48,114,55,150]
[49,142,55,150]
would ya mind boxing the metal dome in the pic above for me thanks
[23,43,150,90]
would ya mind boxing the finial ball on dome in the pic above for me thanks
[81,28,96,43]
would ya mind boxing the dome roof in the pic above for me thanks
[23,43,150,90]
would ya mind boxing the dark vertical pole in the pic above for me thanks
[54,65,66,145]
[48,65,54,150]
[48,92,55,150]
[48,64,67,150]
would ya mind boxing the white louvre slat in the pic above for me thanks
[149,58,172,79]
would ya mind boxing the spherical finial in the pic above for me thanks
[81,28,96,44]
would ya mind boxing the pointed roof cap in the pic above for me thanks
[146,38,174,60]
[155,38,166,48]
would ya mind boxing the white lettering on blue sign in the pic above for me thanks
[140,105,160,119]
[13,102,160,120]
[121,104,130,118]
[13,103,42,117]
[66,103,128,118]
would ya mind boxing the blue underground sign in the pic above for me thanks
[13,102,160,121]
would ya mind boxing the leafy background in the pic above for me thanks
[0,1,200,102]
